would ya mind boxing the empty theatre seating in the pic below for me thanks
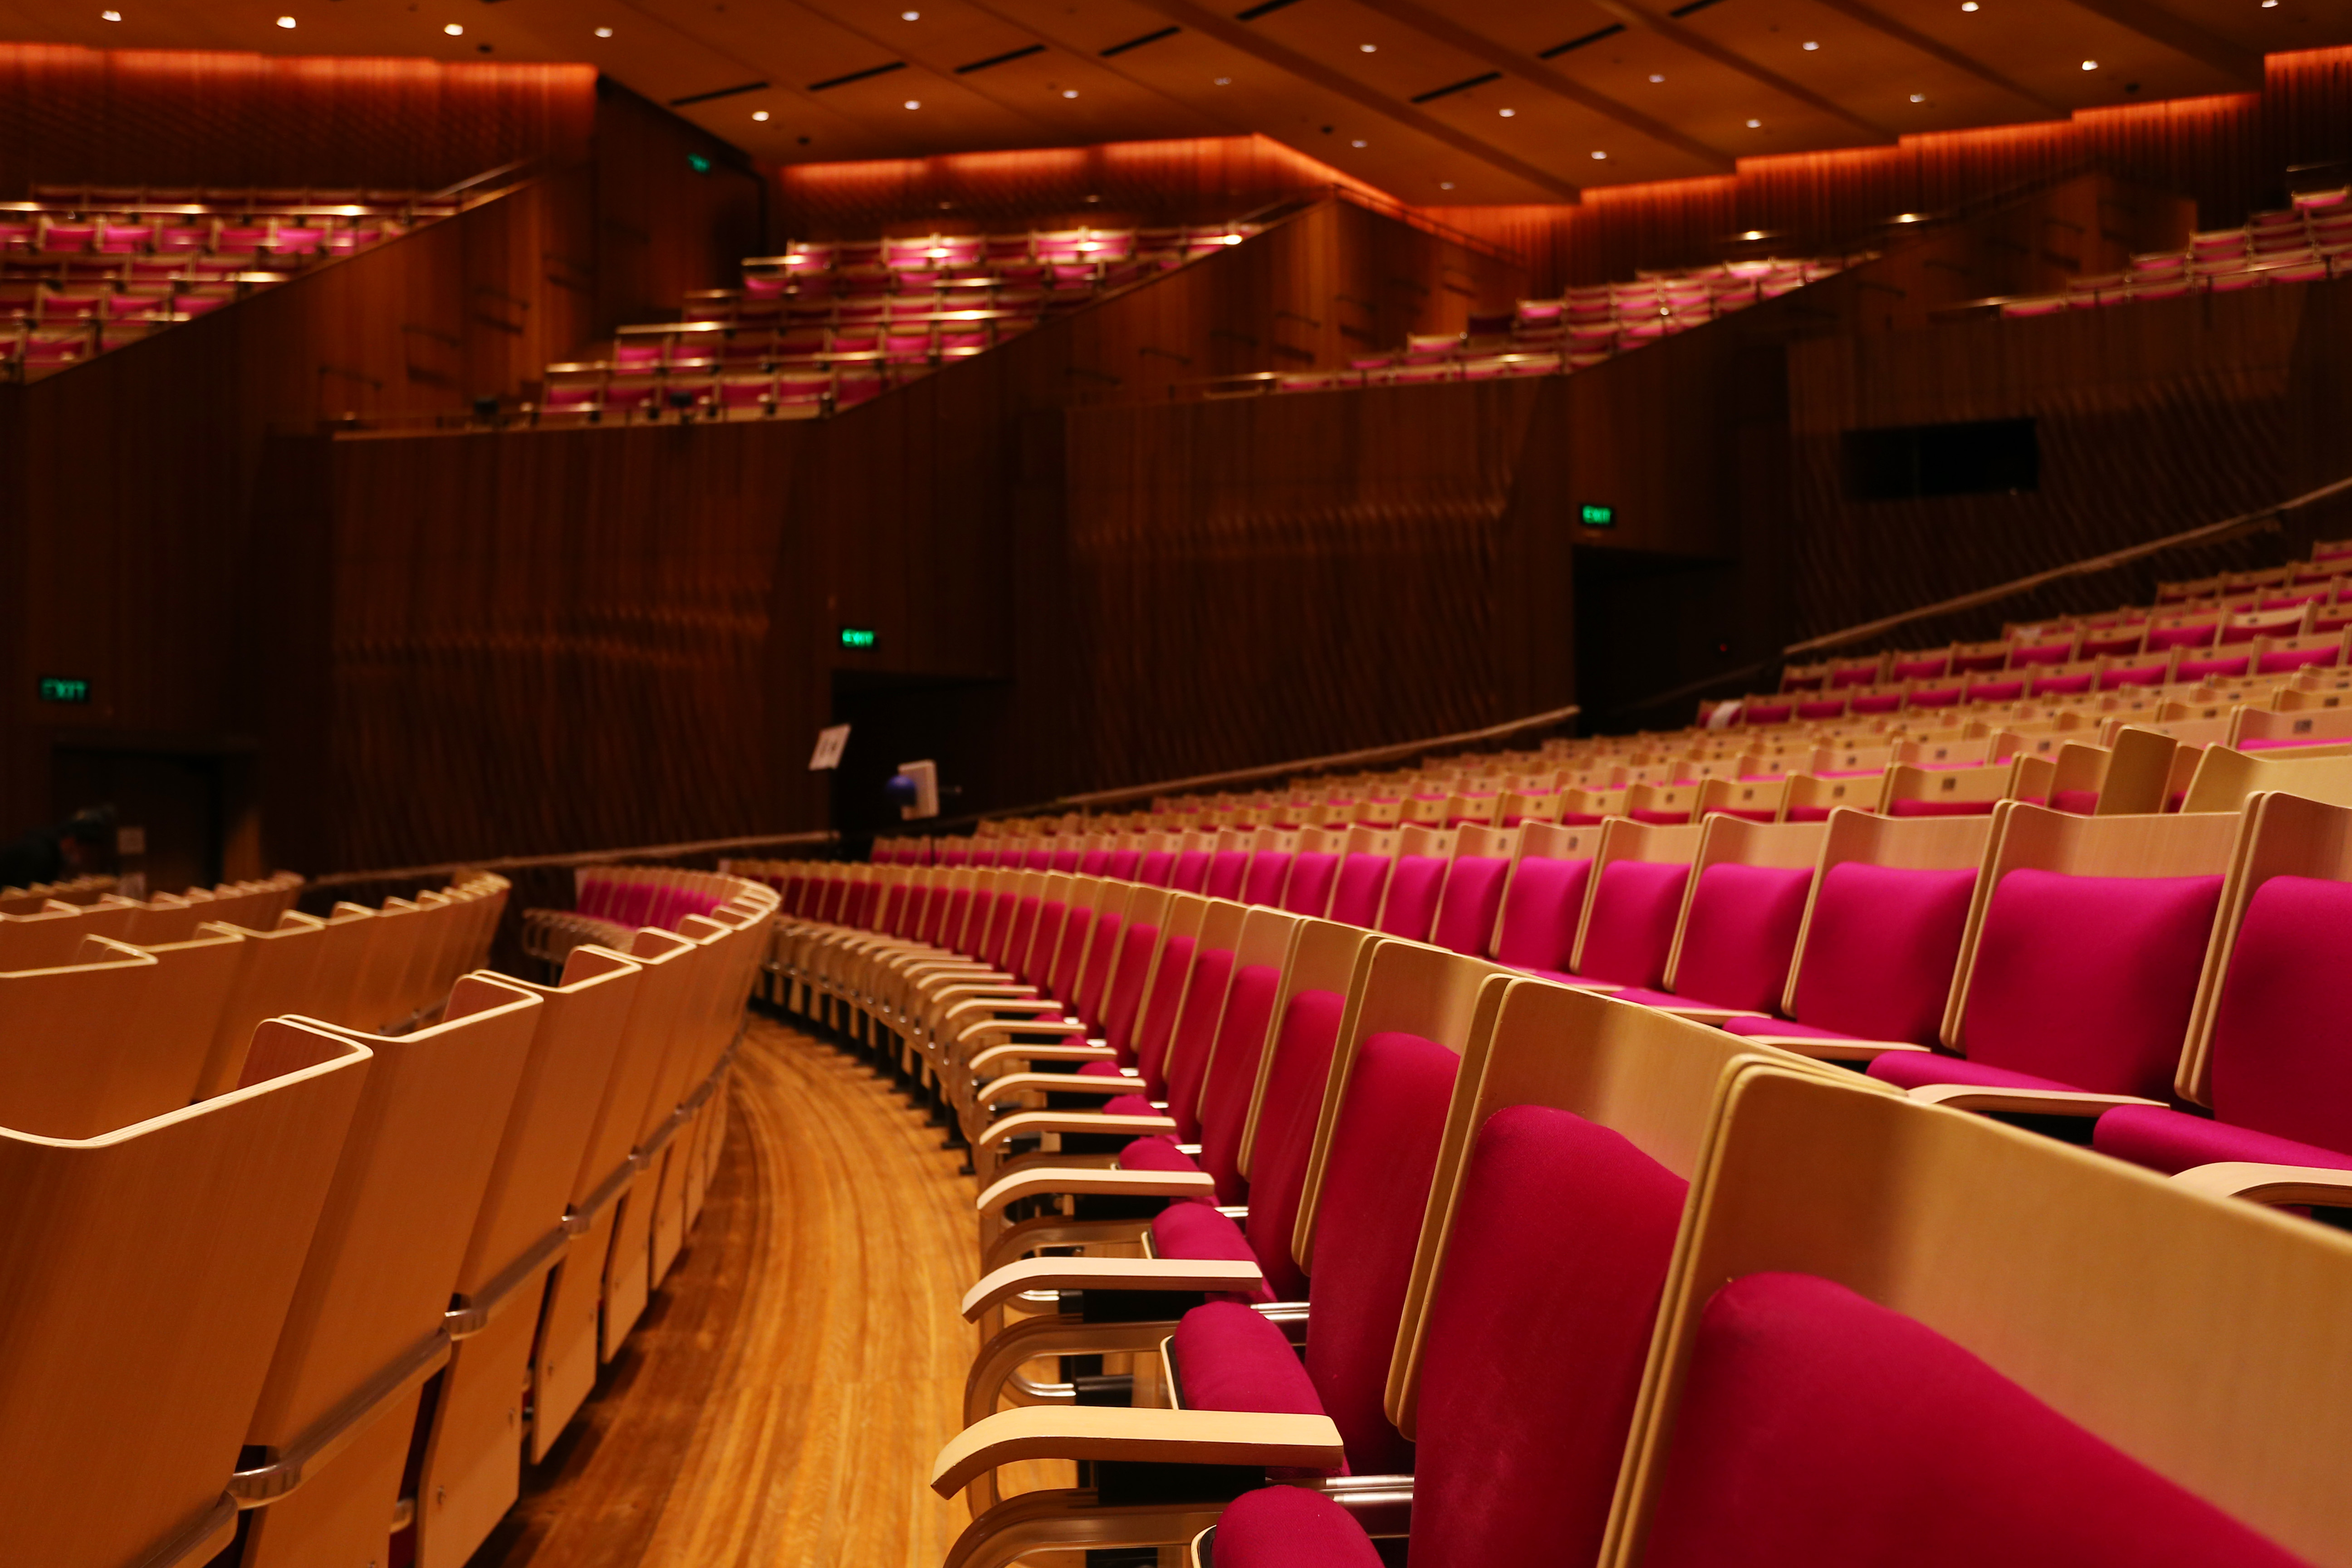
[0,186,446,376]
[1992,186,2352,318]
[745,554,2352,1563]
[533,220,1257,423]
[1243,253,1855,395]
[0,861,776,1568]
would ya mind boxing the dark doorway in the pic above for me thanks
[1571,546,1754,732]
[824,671,1014,846]
[50,747,249,896]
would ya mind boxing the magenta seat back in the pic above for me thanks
[1301,1031,1461,1474]
[1160,947,1239,1138]
[1001,895,1045,980]
[1891,656,1949,680]
[1577,860,1692,989]
[941,846,970,867]
[2144,622,2216,651]
[1492,857,1594,971]
[1282,852,1341,916]
[1044,904,1088,1003]
[1241,852,1294,907]
[1105,849,1142,881]
[931,887,972,949]
[1238,989,1349,1301]
[1428,855,1511,957]
[1078,849,1111,876]
[1171,850,1212,893]
[2032,672,2095,696]
[1377,854,1449,939]
[1641,1273,2305,1568]
[1024,848,1054,871]
[2174,653,2249,683]
[1072,911,1124,1027]
[1791,863,1976,1044]
[876,884,907,935]
[1958,868,2222,1100]
[1191,963,1286,1204]
[1049,848,1081,873]
[1137,851,1177,887]
[1097,921,1159,1063]
[1672,862,1814,1013]
[1328,853,1394,927]
[1889,798,1998,818]
[974,892,1017,968]
[1131,935,1199,1098]
[2206,874,2352,1153]
[1204,850,1250,900]
[1410,1105,1687,1568]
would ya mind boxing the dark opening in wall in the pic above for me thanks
[1842,417,2039,500]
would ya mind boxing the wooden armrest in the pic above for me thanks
[2171,1161,2352,1207]
[1907,1084,2161,1117]
[955,1018,1091,1044]
[942,995,1065,1020]
[975,1108,1178,1152]
[1730,1034,1932,1062]
[976,1071,1146,1102]
[976,1165,1214,1215]
[931,1407,1343,1497]
[1643,1002,1751,1025]
[969,1040,1117,1075]
[961,1256,1264,1320]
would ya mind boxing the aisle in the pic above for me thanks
[472,1014,985,1567]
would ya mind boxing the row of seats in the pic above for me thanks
[0,870,120,914]
[745,224,1253,290]
[4,864,774,1568]
[1994,186,2352,317]
[753,781,2352,1567]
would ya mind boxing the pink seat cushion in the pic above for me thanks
[1194,963,1286,1204]
[2099,662,2168,688]
[1284,851,1341,916]
[2242,734,2352,751]
[2093,1102,2352,1176]
[1205,850,1250,900]
[1242,851,1294,907]
[1945,867,2222,1101]
[1966,679,2025,703]
[1076,1058,1129,1079]
[1328,853,1392,927]
[1104,849,1141,880]
[2259,645,2340,674]
[1150,1201,1272,1301]
[1576,859,1692,989]
[1114,1127,1191,1163]
[1641,1273,2311,1568]
[2145,622,2218,651]
[1171,1298,1328,1433]
[1788,863,1976,1045]
[1849,693,1904,714]
[1408,1105,1686,1568]
[1907,686,1962,709]
[1204,1485,1382,1568]
[1891,657,1948,680]
[1377,854,1449,939]
[1629,807,1693,824]
[1889,797,1997,817]
[2052,788,2101,814]
[1161,948,1240,1138]
[1667,862,1814,1014]
[1239,988,1351,1302]
[1170,850,1212,893]
[1096,921,1161,1063]
[2031,672,2095,696]
[1490,857,1593,972]
[2203,873,2352,1150]
[1131,935,1196,1096]
[1301,1030,1460,1474]
[1137,851,1176,887]
[1428,855,1510,957]
[2174,652,2250,683]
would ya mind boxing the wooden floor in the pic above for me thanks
[471,1013,994,1568]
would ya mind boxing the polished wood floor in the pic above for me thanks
[472,1014,1004,1568]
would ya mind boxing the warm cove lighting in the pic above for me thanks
[444,23,463,34]
[275,14,296,26]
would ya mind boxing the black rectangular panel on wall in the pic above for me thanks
[1842,418,2039,501]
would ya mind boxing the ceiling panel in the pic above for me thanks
[8,0,2350,196]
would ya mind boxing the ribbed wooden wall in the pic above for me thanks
[0,45,595,196]
[1426,46,2352,297]
[776,133,1389,238]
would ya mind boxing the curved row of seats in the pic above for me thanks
[1,863,775,1568]
[747,771,2352,1567]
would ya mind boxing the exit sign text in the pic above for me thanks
[1579,503,1615,528]
[37,676,90,704]
[839,627,877,649]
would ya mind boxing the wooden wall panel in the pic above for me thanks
[0,45,594,196]
[777,133,1389,238]
[590,82,768,340]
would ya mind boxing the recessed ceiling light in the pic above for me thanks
[901,8,919,17]
[1360,42,1376,52]
[275,14,295,26]
[1961,2,1978,9]
[100,6,120,15]
[1351,138,1367,147]
[904,99,921,108]
[2082,58,2098,69]
[1910,92,1926,102]
[1591,149,1607,159]
[1062,88,1078,98]
[2263,1,2278,6]
[752,109,770,120]
[1803,39,1819,49]
[1498,107,1516,117]
[443,22,463,34]
[1740,229,1767,239]
[1440,180,1455,189]
[1214,76,1231,85]
[1746,118,1762,127]
[1648,73,1664,82]
[594,26,612,37]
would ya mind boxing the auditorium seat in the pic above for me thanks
[0,1017,371,1568]
[1538,818,1700,992]
[1861,804,2234,1115]
[1612,1061,2349,1568]
[1602,817,1825,1024]
[227,975,542,1567]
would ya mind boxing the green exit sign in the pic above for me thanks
[1579,503,1616,528]
[686,153,713,174]
[37,676,89,704]
[839,626,877,649]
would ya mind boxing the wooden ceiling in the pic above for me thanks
[6,0,2348,201]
